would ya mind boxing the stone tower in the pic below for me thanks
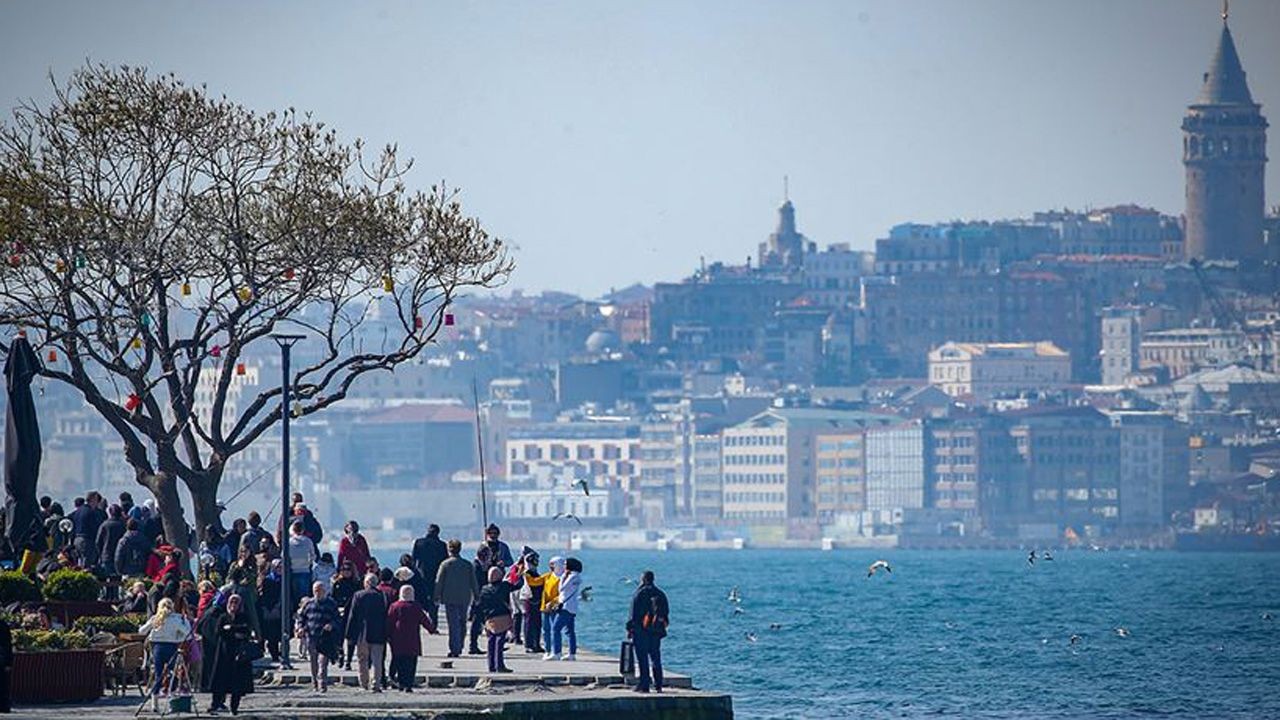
[1182,5,1268,262]
[758,196,807,271]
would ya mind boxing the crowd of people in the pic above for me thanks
[14,489,673,712]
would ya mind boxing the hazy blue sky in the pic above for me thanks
[2,1,1278,297]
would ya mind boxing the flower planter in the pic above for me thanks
[12,649,105,703]
[42,600,117,628]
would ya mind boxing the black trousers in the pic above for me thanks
[0,665,10,713]
[634,633,664,690]
[211,691,243,713]
[524,605,543,651]
[468,605,484,651]
[390,655,417,690]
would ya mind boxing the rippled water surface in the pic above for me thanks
[385,548,1280,719]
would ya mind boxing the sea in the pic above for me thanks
[376,548,1280,720]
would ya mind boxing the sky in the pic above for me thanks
[2,1,1278,298]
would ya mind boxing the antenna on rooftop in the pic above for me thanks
[783,174,789,202]
[1222,0,1229,22]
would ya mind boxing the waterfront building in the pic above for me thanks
[505,421,641,489]
[1107,411,1191,530]
[813,430,867,523]
[928,341,1071,401]
[925,414,1019,533]
[1005,407,1121,534]
[1182,10,1268,262]
[864,421,927,513]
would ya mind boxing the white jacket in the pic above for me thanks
[558,571,582,615]
[139,613,192,644]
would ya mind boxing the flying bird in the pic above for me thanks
[1069,634,1082,646]
[727,586,742,604]
[580,586,593,603]
[1114,627,1131,638]
[1043,550,1054,561]
[744,632,758,643]
[572,479,590,496]
[620,576,638,586]
[1262,612,1274,621]
[867,560,892,578]
[552,512,582,525]
[1027,550,1037,566]
[732,606,746,616]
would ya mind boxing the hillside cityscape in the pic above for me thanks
[19,12,1280,554]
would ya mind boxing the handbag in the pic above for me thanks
[235,642,264,664]
[484,615,513,635]
[619,639,635,675]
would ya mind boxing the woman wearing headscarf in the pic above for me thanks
[331,561,360,669]
[477,565,523,673]
[550,557,583,661]
[139,597,193,712]
[257,559,284,662]
[385,584,438,692]
[195,592,226,692]
[208,593,257,714]
[337,520,371,577]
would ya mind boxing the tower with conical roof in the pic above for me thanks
[1182,2,1268,262]
[758,180,808,271]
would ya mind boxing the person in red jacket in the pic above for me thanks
[385,585,438,692]
[337,521,371,577]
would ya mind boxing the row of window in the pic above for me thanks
[723,434,785,447]
[725,493,785,504]
[512,443,633,461]
[816,457,861,469]
[1032,487,1119,501]
[724,454,785,466]
[816,440,861,453]
[724,473,785,485]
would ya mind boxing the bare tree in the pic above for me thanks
[0,65,511,545]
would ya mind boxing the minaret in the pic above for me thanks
[1182,1,1268,262]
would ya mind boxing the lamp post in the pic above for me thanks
[271,333,304,670]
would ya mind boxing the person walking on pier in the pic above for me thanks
[627,570,669,694]
[478,565,523,673]
[298,581,340,692]
[411,524,447,625]
[434,539,479,658]
[139,597,192,712]
[346,573,389,692]
[550,557,583,661]
[386,584,438,692]
[208,594,257,714]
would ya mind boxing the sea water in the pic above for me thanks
[380,548,1280,719]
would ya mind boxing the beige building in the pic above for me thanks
[928,341,1070,401]
[1139,327,1250,380]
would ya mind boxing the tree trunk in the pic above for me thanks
[137,470,190,554]
[185,467,225,543]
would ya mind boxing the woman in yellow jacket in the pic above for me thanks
[539,557,564,660]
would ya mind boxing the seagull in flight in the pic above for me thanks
[1114,627,1131,638]
[552,512,582,525]
[1043,550,1054,561]
[1262,612,1274,621]
[620,576,638,586]
[867,560,892,578]
[744,632,758,643]
[580,586,593,602]
[1069,634,1082,646]
[1027,550,1037,566]
[732,606,746,616]
[571,479,590,496]
[727,586,742,604]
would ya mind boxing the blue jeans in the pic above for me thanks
[633,632,663,690]
[289,572,312,610]
[541,611,554,652]
[150,641,180,695]
[551,610,576,656]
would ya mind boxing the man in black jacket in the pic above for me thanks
[346,574,390,692]
[114,519,151,576]
[627,570,670,694]
[411,524,447,624]
[95,505,127,575]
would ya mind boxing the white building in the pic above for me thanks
[505,422,640,490]
[864,421,926,512]
[928,341,1071,401]
[801,243,874,309]
[1139,327,1250,380]
[1106,411,1190,529]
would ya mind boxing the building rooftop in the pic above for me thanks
[509,422,640,440]
[934,341,1068,358]
[1196,21,1255,106]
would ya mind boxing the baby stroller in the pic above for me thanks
[135,637,200,717]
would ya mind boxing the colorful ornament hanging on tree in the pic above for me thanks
[210,344,222,359]
[46,349,57,362]
[124,393,141,412]
[444,313,455,326]
[131,336,143,350]
[237,286,252,302]
[75,254,86,270]
[55,259,66,273]
[382,275,394,292]
[181,282,192,296]
[140,311,152,328]
[414,315,424,330]
[7,254,20,268]
[284,268,296,281]
[236,362,246,376]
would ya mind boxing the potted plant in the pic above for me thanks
[40,569,113,627]
[11,629,104,703]
[71,614,148,641]
[0,571,41,604]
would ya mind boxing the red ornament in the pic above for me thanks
[444,313,455,326]
[7,255,20,268]
[414,315,424,330]
[124,393,141,412]
[210,345,222,358]
[236,362,246,376]
[46,349,57,362]
[284,268,296,280]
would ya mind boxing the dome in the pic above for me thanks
[585,329,621,354]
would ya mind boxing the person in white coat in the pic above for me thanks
[550,557,583,661]
[139,597,193,709]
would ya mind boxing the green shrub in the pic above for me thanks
[41,569,102,602]
[12,629,91,652]
[72,614,147,635]
[0,571,42,604]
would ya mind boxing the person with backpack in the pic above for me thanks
[627,569,670,693]
[346,573,390,692]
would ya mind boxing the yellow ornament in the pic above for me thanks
[131,336,143,350]
[181,282,192,296]
[238,287,252,302]
[55,259,66,273]
[382,275,394,292]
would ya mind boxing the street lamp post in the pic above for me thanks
[271,333,304,670]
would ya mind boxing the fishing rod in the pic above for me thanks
[472,377,489,533]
